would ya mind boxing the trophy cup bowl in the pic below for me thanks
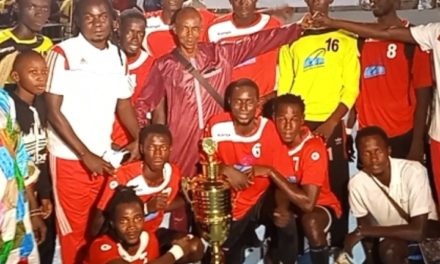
[182,138,232,264]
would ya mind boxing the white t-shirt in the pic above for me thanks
[410,24,440,141]
[349,158,438,226]
[46,34,132,160]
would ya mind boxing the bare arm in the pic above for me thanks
[359,214,428,242]
[408,88,432,161]
[45,93,91,157]
[314,14,417,44]
[165,194,186,211]
[116,98,139,141]
[268,169,320,213]
[45,93,114,175]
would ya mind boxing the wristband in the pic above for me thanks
[345,128,353,135]
[168,244,184,261]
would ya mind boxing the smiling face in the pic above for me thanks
[274,103,305,146]
[113,202,144,246]
[358,135,391,177]
[230,85,258,126]
[17,0,51,32]
[141,133,171,172]
[230,0,257,21]
[78,0,112,47]
[120,17,146,56]
[11,53,48,96]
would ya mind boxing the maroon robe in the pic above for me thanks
[136,23,303,177]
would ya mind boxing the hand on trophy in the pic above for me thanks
[146,193,168,212]
[221,165,251,191]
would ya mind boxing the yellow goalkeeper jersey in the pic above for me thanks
[278,29,360,122]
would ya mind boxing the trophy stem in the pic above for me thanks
[211,241,224,264]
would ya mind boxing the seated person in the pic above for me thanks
[87,186,194,263]
[92,124,203,263]
[346,126,439,263]
[204,79,297,264]
[259,94,342,264]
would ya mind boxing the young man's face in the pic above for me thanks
[371,0,395,17]
[12,55,48,95]
[305,0,333,14]
[162,0,185,14]
[79,0,112,45]
[174,12,202,52]
[230,85,258,126]
[230,0,257,20]
[120,18,146,56]
[358,135,391,176]
[17,0,51,32]
[274,103,304,145]
[141,133,171,172]
[113,202,144,246]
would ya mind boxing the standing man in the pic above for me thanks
[45,0,140,263]
[136,6,304,179]
[143,0,216,59]
[0,0,52,85]
[346,126,439,263]
[207,0,281,103]
[112,8,155,148]
[311,10,440,206]
[346,0,432,162]
[277,0,359,247]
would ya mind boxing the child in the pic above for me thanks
[6,50,55,264]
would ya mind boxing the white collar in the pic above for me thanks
[117,231,149,262]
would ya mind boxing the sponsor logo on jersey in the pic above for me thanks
[287,176,298,183]
[364,65,386,78]
[311,151,320,161]
[304,48,326,70]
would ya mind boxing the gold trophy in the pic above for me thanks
[182,138,232,264]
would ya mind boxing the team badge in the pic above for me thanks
[109,180,119,190]
[311,152,320,161]
[252,143,262,158]
[287,176,298,183]
[100,244,112,251]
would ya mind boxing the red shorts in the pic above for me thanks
[50,154,105,264]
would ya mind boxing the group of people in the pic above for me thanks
[1,0,440,263]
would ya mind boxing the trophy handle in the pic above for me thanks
[181,177,194,205]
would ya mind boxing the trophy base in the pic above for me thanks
[211,241,224,264]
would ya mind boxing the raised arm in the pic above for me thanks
[224,18,306,67]
[313,13,417,44]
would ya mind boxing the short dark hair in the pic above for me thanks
[224,78,259,111]
[74,0,115,27]
[355,126,389,151]
[273,94,305,116]
[12,50,44,72]
[139,124,173,145]
[105,185,143,222]
[119,8,146,28]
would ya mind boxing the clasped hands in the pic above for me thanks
[300,11,333,29]
[221,165,273,191]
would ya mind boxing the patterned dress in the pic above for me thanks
[0,89,38,264]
